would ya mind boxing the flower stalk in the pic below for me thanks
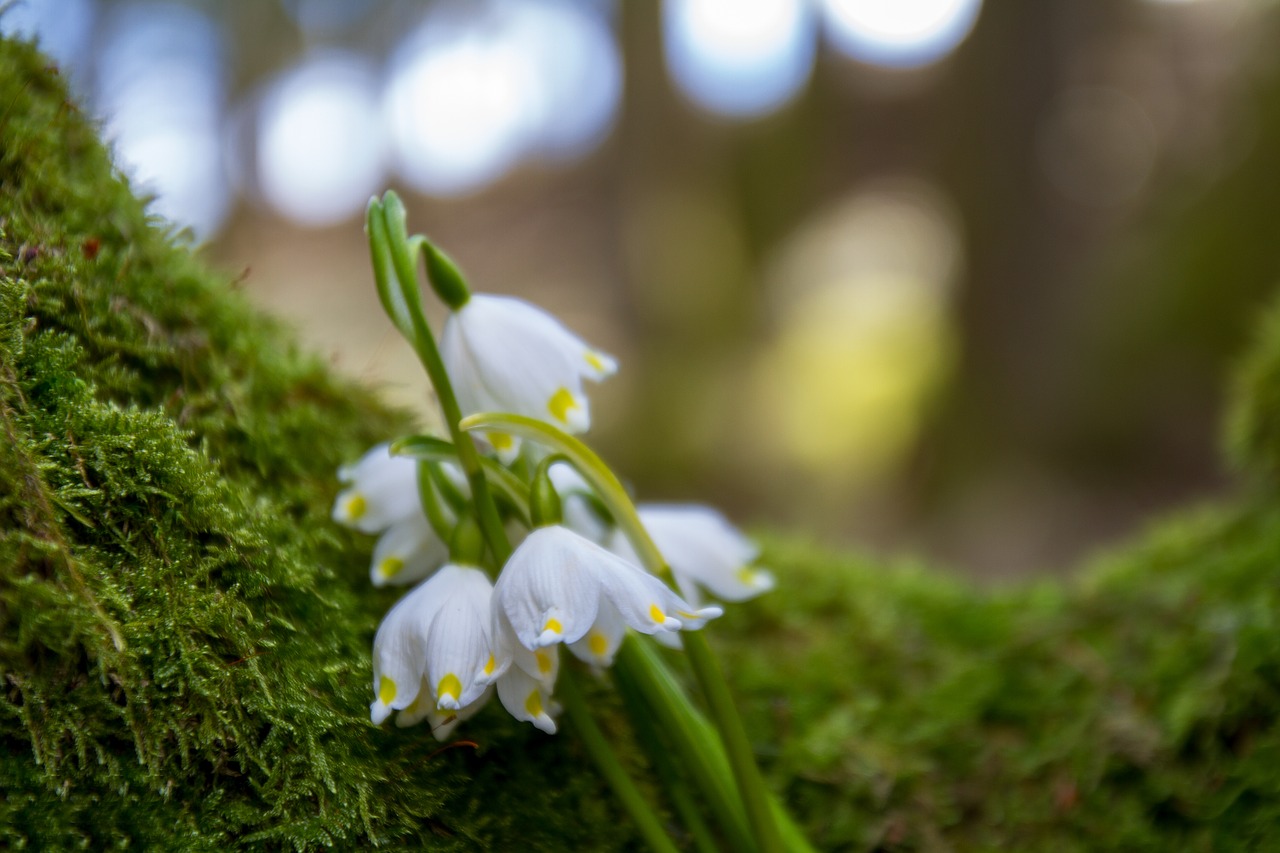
[367,192,681,851]
[457,412,788,853]
[369,194,509,563]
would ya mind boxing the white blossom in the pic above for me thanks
[332,443,420,534]
[610,504,775,606]
[493,526,721,671]
[495,665,561,734]
[369,513,449,587]
[440,294,616,462]
[333,444,455,586]
[369,565,508,726]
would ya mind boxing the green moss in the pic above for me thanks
[0,37,643,851]
[4,32,1280,851]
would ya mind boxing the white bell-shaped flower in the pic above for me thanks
[332,443,420,534]
[370,565,508,726]
[440,294,616,462]
[493,526,722,662]
[369,513,449,587]
[549,461,610,544]
[610,504,775,606]
[495,665,561,734]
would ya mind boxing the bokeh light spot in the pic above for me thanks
[384,0,621,197]
[257,53,385,226]
[820,0,982,68]
[664,0,816,118]
[94,2,229,240]
[1037,87,1158,208]
[753,180,963,483]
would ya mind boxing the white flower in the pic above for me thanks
[332,443,420,534]
[493,526,722,671]
[495,665,561,734]
[369,513,449,587]
[369,565,508,726]
[610,504,775,607]
[333,444,454,586]
[495,605,561,687]
[440,294,617,462]
[548,461,610,544]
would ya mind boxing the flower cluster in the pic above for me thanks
[334,291,773,740]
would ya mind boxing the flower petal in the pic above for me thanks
[496,666,559,735]
[422,566,499,710]
[567,599,628,669]
[493,605,559,687]
[333,444,421,534]
[370,580,444,724]
[493,526,603,648]
[634,503,774,603]
[370,513,447,587]
[593,550,721,634]
[440,294,611,436]
[398,682,494,741]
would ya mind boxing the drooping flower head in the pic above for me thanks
[370,565,508,726]
[494,525,722,671]
[333,444,454,586]
[440,294,616,462]
[610,504,775,606]
[332,443,420,534]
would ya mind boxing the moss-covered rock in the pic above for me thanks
[3,33,1280,851]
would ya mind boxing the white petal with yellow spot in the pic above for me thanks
[369,578,444,725]
[440,294,617,462]
[611,504,775,606]
[422,566,507,711]
[567,599,628,669]
[332,443,421,535]
[369,565,508,726]
[496,665,560,734]
[369,512,448,587]
[397,682,494,741]
[494,525,722,657]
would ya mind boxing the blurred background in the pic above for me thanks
[8,0,1280,580]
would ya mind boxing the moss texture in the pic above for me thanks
[3,34,1280,851]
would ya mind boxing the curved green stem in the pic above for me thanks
[371,200,681,853]
[459,412,789,853]
[390,435,531,527]
[456,414,669,578]
[559,669,681,853]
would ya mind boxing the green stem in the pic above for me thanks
[617,637,755,853]
[389,435,532,527]
[620,640,818,853]
[682,631,783,853]
[613,646,724,853]
[415,461,454,543]
[559,669,681,853]
[377,197,510,564]
[457,413,790,853]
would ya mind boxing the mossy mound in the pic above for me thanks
[3,34,1280,851]
[0,37,641,851]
